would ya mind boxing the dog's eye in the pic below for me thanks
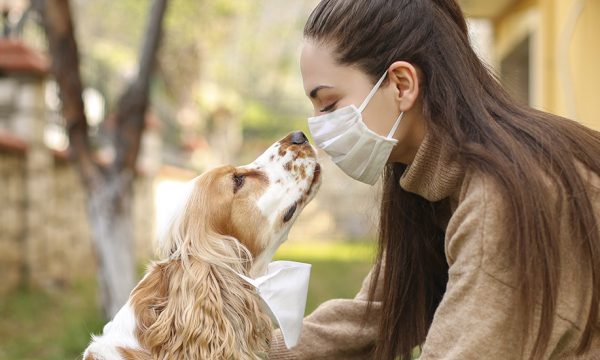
[283,202,297,223]
[232,173,245,193]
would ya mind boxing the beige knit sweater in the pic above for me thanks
[268,133,600,359]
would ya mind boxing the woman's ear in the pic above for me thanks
[387,61,420,113]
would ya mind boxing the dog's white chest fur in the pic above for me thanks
[83,301,142,359]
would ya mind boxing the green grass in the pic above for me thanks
[0,241,375,359]
[273,241,376,314]
[0,282,104,360]
[274,240,376,262]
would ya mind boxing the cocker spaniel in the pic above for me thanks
[84,131,321,359]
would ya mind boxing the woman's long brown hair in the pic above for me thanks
[305,0,600,359]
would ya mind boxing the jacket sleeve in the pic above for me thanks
[419,174,532,359]
[419,267,524,359]
[268,264,383,360]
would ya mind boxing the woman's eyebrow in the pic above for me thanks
[309,85,333,99]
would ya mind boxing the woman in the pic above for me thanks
[268,0,600,359]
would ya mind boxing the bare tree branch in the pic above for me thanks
[113,0,168,172]
[37,0,100,190]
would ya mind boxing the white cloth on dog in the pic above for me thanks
[237,261,311,349]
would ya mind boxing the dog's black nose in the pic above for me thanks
[290,131,308,145]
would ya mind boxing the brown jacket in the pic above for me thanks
[268,133,600,359]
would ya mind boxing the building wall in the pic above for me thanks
[33,160,95,289]
[0,150,26,294]
[493,0,600,130]
[0,147,155,295]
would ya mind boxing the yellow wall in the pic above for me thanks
[493,0,600,130]
[567,0,600,130]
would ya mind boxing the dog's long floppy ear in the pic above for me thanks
[131,173,272,359]
[131,251,271,359]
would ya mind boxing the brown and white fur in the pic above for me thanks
[83,131,321,360]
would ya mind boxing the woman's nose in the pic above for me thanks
[290,131,308,145]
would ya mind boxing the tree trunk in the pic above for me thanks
[88,173,136,317]
[38,0,168,318]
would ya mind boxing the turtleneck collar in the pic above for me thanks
[399,132,465,202]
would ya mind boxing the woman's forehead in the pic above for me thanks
[300,42,338,92]
[300,41,372,96]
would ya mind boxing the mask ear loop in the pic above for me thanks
[387,112,404,139]
[358,71,388,113]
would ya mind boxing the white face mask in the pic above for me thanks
[308,71,404,185]
[237,261,311,349]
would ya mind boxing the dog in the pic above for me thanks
[83,131,321,359]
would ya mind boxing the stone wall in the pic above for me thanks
[0,146,155,295]
[42,160,95,287]
[0,150,26,294]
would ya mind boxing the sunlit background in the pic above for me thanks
[0,0,598,358]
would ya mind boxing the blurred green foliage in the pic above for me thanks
[69,0,315,167]
[241,100,308,141]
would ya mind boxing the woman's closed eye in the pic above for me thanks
[320,101,338,113]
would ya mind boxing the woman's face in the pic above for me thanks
[300,40,425,164]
